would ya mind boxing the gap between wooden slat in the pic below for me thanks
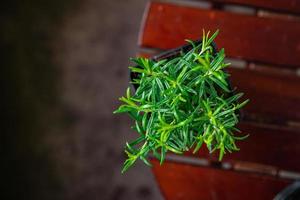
[242,121,300,133]
[248,63,298,76]
[138,47,300,75]
[155,0,300,19]
[222,4,256,15]
[279,171,300,180]
[157,0,256,16]
[257,10,300,21]
[296,69,300,76]
[206,0,300,16]
[157,154,300,180]
[156,0,212,10]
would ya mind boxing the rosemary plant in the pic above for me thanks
[114,30,249,173]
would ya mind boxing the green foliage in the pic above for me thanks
[114,30,249,173]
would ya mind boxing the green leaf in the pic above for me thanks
[177,66,188,83]
[218,145,225,161]
[135,121,144,135]
[142,113,148,130]
[235,99,250,109]
[185,39,196,48]
[129,136,145,146]
[140,156,152,167]
[211,49,225,71]
[234,134,249,140]
[113,105,134,114]
[206,29,219,46]
[193,135,203,154]
[160,147,166,165]
[210,75,230,92]
[129,66,146,73]
[122,157,137,173]
[115,29,249,173]
[155,78,165,92]
[226,93,243,104]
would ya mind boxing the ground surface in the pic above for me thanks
[53,0,163,199]
[1,0,163,199]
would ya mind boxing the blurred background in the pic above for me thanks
[1,0,163,199]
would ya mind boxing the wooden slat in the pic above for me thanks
[233,123,300,172]
[152,160,291,200]
[208,0,300,14]
[191,123,300,172]
[228,67,300,124]
[140,2,300,68]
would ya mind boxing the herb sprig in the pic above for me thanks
[114,30,249,173]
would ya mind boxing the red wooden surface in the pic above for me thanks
[207,0,300,14]
[190,123,300,172]
[152,160,291,200]
[140,2,300,68]
[228,67,300,124]
[138,1,300,199]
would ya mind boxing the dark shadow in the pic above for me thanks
[0,0,79,199]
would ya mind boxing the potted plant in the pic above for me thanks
[114,30,249,173]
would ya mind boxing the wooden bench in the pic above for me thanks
[137,0,300,199]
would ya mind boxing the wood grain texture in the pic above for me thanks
[152,160,291,200]
[140,2,300,68]
[190,123,300,172]
[228,67,300,124]
[207,0,300,14]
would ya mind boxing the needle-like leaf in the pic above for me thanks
[114,30,249,173]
